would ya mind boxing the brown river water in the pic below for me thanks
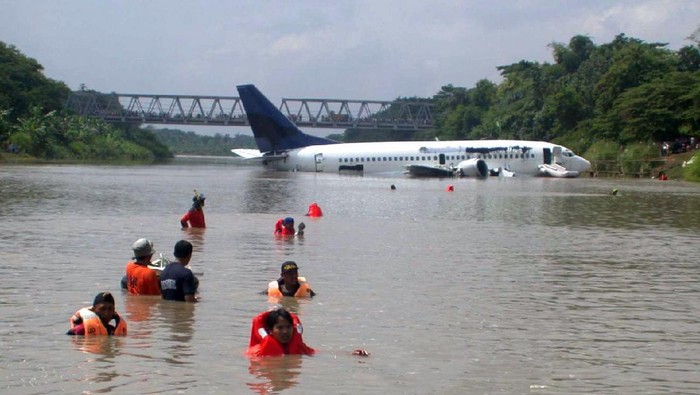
[1,157,700,394]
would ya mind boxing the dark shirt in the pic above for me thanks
[160,262,198,301]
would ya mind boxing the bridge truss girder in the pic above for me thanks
[65,92,435,130]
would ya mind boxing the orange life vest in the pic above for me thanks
[70,307,127,336]
[267,277,312,298]
[245,311,315,357]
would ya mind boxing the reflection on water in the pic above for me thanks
[181,227,206,253]
[157,301,196,366]
[246,355,303,394]
[2,162,700,394]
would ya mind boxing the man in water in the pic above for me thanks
[125,238,160,295]
[180,191,206,228]
[160,240,198,303]
[274,217,305,236]
[265,261,315,298]
[67,292,127,336]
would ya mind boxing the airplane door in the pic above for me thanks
[552,146,563,164]
[543,148,552,164]
[314,153,324,172]
[439,153,446,165]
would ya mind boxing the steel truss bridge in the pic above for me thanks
[65,92,435,130]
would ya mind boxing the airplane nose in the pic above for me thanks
[579,157,591,172]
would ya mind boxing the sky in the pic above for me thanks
[1,0,699,136]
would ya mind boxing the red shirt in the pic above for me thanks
[181,209,205,228]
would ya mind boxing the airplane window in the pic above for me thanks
[343,158,348,162]
[410,156,414,160]
[372,157,376,161]
[338,159,342,162]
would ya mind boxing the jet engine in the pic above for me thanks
[456,158,489,178]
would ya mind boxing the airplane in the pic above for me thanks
[232,84,591,178]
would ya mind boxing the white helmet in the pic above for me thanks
[132,238,155,258]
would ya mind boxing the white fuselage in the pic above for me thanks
[261,140,591,176]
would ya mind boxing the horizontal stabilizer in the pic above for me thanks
[231,148,263,159]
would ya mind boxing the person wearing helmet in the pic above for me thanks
[180,191,206,228]
[274,217,305,236]
[124,238,161,295]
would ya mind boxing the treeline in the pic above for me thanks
[147,127,256,156]
[0,42,171,162]
[427,33,700,159]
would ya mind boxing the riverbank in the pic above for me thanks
[0,152,165,166]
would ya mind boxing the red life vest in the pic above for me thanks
[306,203,323,217]
[245,311,315,357]
[274,219,295,235]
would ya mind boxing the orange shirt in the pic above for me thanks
[125,261,161,295]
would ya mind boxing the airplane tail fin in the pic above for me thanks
[236,84,337,153]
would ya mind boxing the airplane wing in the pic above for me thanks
[230,148,263,159]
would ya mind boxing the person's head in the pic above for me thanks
[173,240,193,261]
[265,308,294,344]
[92,292,116,324]
[131,238,155,261]
[282,217,294,229]
[280,261,299,285]
[192,193,206,209]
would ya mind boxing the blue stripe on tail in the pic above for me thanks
[237,84,337,153]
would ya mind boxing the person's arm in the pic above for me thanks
[180,211,190,228]
[183,272,198,303]
[67,323,85,335]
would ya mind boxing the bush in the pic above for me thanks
[683,154,700,182]
[618,142,659,176]
[583,140,620,174]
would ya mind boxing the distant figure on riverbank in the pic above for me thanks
[180,190,206,228]
[67,292,127,336]
[658,171,668,181]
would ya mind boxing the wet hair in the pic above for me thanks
[265,308,293,331]
[93,292,115,307]
[173,240,193,258]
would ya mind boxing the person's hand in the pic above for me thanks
[298,222,306,231]
[352,349,370,356]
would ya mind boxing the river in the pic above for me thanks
[1,157,699,394]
